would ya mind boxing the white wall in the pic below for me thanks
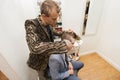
[85,0,104,35]
[79,0,104,54]
[79,0,120,71]
[0,0,85,80]
[0,0,38,80]
[97,0,120,71]
[62,0,86,35]
[0,53,20,80]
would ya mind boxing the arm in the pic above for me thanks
[25,20,68,54]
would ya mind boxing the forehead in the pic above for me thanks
[49,8,59,18]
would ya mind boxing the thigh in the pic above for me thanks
[71,60,84,70]
[37,70,46,80]
[64,75,80,80]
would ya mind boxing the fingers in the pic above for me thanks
[68,29,73,32]
[64,39,73,51]
[68,69,74,75]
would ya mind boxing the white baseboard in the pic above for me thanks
[0,53,20,80]
[96,51,120,72]
[79,50,96,56]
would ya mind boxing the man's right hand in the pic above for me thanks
[64,40,73,51]
[68,68,74,75]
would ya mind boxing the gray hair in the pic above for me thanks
[40,0,61,17]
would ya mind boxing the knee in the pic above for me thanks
[66,75,80,80]
[78,62,84,69]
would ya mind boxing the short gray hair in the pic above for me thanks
[40,0,61,17]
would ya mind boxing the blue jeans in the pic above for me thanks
[71,60,84,70]
[64,61,84,80]
[63,75,80,80]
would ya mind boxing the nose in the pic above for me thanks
[52,22,57,27]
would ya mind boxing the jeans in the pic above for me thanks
[64,61,84,80]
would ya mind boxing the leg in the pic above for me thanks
[37,70,46,80]
[63,75,80,80]
[44,66,52,80]
[71,60,84,76]
[71,60,84,70]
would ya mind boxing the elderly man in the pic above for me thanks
[24,0,73,80]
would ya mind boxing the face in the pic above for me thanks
[43,9,59,27]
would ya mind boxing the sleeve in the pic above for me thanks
[49,56,70,80]
[25,20,68,54]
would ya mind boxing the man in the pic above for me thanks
[24,0,73,80]
[49,54,84,80]
[49,32,84,80]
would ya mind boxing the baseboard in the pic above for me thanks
[0,53,20,80]
[96,51,120,72]
[79,50,96,56]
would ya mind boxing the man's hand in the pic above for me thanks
[64,40,73,51]
[75,52,79,56]
[68,62,74,75]
[66,29,73,33]
[68,62,73,69]
[68,69,74,75]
